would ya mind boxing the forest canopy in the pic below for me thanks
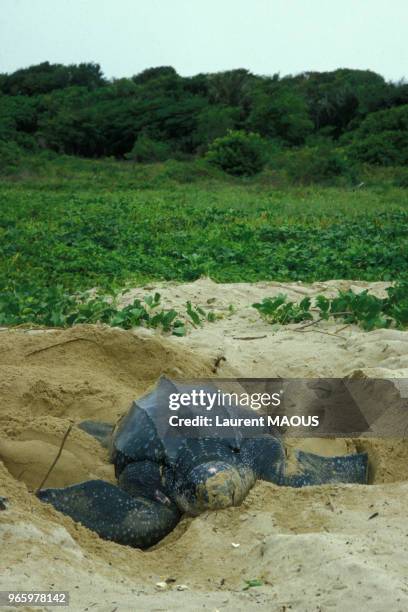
[1,61,408,166]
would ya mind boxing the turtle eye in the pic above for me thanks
[232,447,240,454]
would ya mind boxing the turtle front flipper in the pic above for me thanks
[117,460,174,506]
[37,480,180,549]
[280,450,369,487]
[241,435,286,485]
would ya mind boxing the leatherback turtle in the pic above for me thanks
[38,377,368,549]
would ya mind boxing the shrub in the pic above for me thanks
[205,130,267,176]
[347,105,408,165]
[284,144,355,185]
[126,134,172,163]
[349,131,408,166]
[393,168,408,188]
[0,140,23,174]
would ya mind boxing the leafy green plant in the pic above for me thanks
[0,140,24,174]
[253,294,313,324]
[125,134,172,163]
[0,287,215,336]
[1,161,408,290]
[253,282,408,331]
[243,579,264,591]
[346,105,408,166]
[393,168,408,188]
[205,130,268,176]
[186,300,216,325]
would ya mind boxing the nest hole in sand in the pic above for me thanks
[1,324,408,555]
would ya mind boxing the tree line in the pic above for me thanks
[1,61,408,167]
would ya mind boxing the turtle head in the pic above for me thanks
[175,461,255,515]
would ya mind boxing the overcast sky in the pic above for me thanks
[1,0,407,82]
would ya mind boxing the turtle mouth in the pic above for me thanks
[177,461,255,515]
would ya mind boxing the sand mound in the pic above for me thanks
[0,324,215,492]
[1,280,408,611]
[0,323,215,421]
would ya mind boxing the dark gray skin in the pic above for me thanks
[37,463,180,549]
[38,377,368,549]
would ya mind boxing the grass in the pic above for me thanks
[1,156,408,299]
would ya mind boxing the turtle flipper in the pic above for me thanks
[280,450,368,487]
[77,421,114,449]
[241,435,286,484]
[118,460,174,506]
[37,480,180,549]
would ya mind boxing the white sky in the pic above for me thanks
[1,0,407,82]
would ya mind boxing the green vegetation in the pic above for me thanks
[125,135,172,163]
[0,284,214,336]
[283,143,354,185]
[205,130,268,176]
[1,157,408,298]
[253,282,408,331]
[253,295,314,325]
[243,579,264,591]
[2,61,408,173]
[346,105,408,166]
[1,62,408,332]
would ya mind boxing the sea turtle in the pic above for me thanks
[38,377,368,549]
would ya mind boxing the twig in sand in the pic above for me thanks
[335,324,351,334]
[291,329,345,339]
[295,317,324,330]
[295,311,352,331]
[232,335,267,341]
[26,337,98,357]
[35,424,73,493]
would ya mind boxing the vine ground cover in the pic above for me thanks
[1,159,408,328]
[253,283,408,331]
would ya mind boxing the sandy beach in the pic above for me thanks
[1,279,408,611]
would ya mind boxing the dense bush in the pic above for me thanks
[284,144,355,184]
[349,132,408,166]
[125,134,172,162]
[393,168,408,188]
[0,140,23,173]
[347,105,408,165]
[205,130,268,176]
[247,83,313,145]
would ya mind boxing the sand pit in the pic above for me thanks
[1,279,408,611]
